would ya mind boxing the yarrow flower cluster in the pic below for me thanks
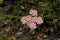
[29,9,38,16]
[21,9,43,30]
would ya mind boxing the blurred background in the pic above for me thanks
[0,0,60,40]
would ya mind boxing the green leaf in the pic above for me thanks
[0,0,3,4]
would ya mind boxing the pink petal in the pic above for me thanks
[32,17,37,23]
[25,15,32,22]
[36,17,43,24]
[27,22,36,30]
[21,16,27,24]
[29,9,38,16]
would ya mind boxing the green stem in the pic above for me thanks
[52,14,57,29]
[0,14,22,20]
[42,8,45,20]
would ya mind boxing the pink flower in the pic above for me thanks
[27,22,36,30]
[32,17,37,23]
[25,15,32,22]
[21,16,27,24]
[29,9,38,16]
[36,17,43,24]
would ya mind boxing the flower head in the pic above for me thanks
[36,17,43,24]
[27,22,36,30]
[29,9,37,16]
[32,17,37,23]
[25,15,32,22]
[21,9,44,30]
[21,16,27,24]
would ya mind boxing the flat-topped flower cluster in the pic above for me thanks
[21,9,43,30]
